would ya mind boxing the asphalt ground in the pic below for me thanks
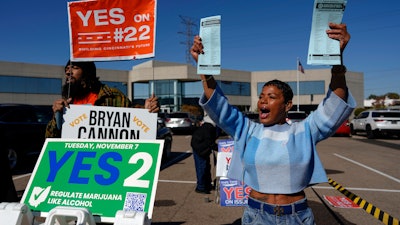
[149,134,399,225]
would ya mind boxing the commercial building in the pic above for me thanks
[0,60,364,115]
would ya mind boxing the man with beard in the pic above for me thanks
[45,60,159,138]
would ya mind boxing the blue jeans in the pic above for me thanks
[242,197,316,225]
[193,151,212,191]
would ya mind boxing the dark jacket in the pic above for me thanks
[191,122,217,158]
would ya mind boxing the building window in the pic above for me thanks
[132,82,149,106]
[153,80,180,110]
[131,79,251,112]
[217,81,250,96]
[183,81,203,98]
[287,81,325,95]
[257,80,325,95]
[0,76,61,94]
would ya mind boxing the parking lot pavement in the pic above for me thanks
[150,135,398,225]
[152,179,243,224]
[150,135,341,225]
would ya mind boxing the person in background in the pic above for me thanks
[190,23,354,224]
[45,60,159,138]
[191,113,218,194]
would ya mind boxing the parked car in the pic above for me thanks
[164,112,195,133]
[334,119,351,137]
[0,104,53,170]
[156,115,173,162]
[287,111,308,124]
[350,110,400,139]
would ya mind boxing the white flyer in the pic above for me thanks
[61,104,157,140]
[307,0,347,65]
[197,15,221,75]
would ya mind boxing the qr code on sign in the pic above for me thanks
[124,192,147,212]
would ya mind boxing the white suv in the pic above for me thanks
[350,110,400,139]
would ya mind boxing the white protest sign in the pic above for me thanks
[197,15,221,75]
[62,105,157,140]
[215,139,234,177]
[307,0,347,65]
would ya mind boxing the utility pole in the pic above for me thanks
[178,15,198,65]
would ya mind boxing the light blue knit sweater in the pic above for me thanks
[200,85,356,194]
